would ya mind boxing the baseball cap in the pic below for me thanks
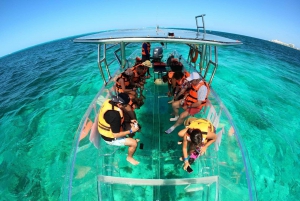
[186,72,200,81]
[142,60,153,68]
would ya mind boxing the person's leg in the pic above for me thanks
[170,100,181,121]
[174,110,189,127]
[124,138,139,165]
[165,110,189,134]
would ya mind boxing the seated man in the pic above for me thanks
[178,117,217,172]
[165,72,209,134]
[98,93,140,165]
[141,60,152,78]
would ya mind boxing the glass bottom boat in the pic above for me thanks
[61,15,257,201]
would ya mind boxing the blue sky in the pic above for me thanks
[0,0,299,57]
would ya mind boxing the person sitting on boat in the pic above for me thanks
[165,72,209,134]
[98,93,140,165]
[170,71,191,102]
[166,71,190,99]
[115,68,137,96]
[129,63,149,100]
[178,117,216,171]
[141,60,152,78]
[130,64,146,88]
[115,68,142,109]
[141,42,151,62]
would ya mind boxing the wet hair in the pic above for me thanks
[162,75,168,83]
[188,129,202,145]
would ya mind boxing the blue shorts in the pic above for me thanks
[104,137,126,146]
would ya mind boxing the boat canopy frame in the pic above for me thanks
[74,19,242,86]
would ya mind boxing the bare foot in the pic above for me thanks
[127,157,139,165]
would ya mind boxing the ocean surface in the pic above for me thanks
[0,31,299,201]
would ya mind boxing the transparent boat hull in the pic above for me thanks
[61,49,256,201]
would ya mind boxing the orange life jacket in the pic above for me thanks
[116,72,131,93]
[130,64,145,83]
[130,66,140,83]
[142,42,150,56]
[185,80,209,108]
[168,71,174,84]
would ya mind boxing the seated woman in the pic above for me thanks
[115,68,142,110]
[115,68,137,97]
[178,117,217,172]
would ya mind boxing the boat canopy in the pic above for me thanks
[74,28,242,46]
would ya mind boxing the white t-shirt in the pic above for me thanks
[197,82,208,101]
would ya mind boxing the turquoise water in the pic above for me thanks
[0,31,299,200]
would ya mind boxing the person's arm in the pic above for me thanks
[171,77,177,88]
[178,127,189,138]
[182,135,190,170]
[113,127,138,138]
[200,125,217,155]
[107,111,139,138]
[187,100,202,109]
[174,82,189,100]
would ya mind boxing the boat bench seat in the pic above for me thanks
[153,62,167,81]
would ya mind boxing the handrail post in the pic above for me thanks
[97,44,107,85]
[120,42,126,68]
[195,14,206,36]
[199,44,207,73]
[103,44,112,80]
[209,46,218,85]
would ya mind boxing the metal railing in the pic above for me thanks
[97,43,129,85]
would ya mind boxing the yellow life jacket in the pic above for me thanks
[98,100,124,138]
[188,118,214,141]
